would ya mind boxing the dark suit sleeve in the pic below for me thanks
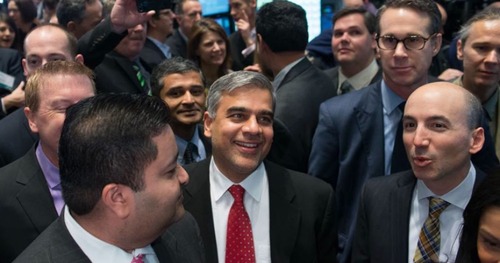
[318,185,338,263]
[351,182,370,263]
[309,101,340,189]
[77,18,127,69]
[471,112,500,173]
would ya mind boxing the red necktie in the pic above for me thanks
[131,254,144,263]
[225,185,256,263]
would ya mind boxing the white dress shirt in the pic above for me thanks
[408,164,476,263]
[209,158,271,263]
[64,208,159,263]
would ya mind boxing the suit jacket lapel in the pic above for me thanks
[354,82,386,177]
[108,51,144,94]
[265,161,300,262]
[390,172,416,262]
[16,147,58,233]
[152,236,175,262]
[183,159,218,262]
[277,58,310,91]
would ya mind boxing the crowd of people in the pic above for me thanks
[0,0,500,262]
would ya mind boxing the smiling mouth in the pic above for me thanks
[235,141,259,148]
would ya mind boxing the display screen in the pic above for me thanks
[199,0,229,16]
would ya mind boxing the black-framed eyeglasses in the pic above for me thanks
[376,34,436,50]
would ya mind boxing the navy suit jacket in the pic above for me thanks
[0,48,25,119]
[165,29,187,58]
[308,81,499,263]
[0,108,38,168]
[140,38,168,73]
[351,169,486,263]
[14,211,205,263]
[275,57,336,173]
[229,31,254,71]
[183,159,338,263]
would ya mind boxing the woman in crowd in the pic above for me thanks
[456,170,500,263]
[188,18,231,88]
[7,0,37,52]
[0,12,19,50]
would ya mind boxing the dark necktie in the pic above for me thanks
[183,142,197,164]
[226,185,255,263]
[414,197,450,263]
[340,80,353,95]
[391,101,411,173]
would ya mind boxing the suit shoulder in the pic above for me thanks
[364,171,414,192]
[267,161,333,193]
[320,81,379,109]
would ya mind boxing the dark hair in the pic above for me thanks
[57,0,100,27]
[59,94,171,215]
[256,1,308,52]
[24,23,79,57]
[151,56,205,97]
[12,0,37,24]
[456,170,500,263]
[188,18,231,78]
[333,7,376,34]
[0,11,20,49]
[376,0,441,36]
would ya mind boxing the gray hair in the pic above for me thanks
[458,7,500,44]
[206,71,275,118]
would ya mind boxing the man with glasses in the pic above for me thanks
[141,8,176,71]
[166,0,202,58]
[308,0,499,262]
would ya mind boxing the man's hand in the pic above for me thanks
[236,10,254,47]
[2,81,25,110]
[110,0,155,33]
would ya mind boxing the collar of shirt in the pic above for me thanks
[175,125,206,164]
[381,80,405,116]
[147,36,172,59]
[64,208,159,262]
[272,57,305,91]
[338,59,379,91]
[178,28,188,42]
[35,143,60,190]
[415,163,476,209]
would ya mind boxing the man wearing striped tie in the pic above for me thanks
[352,81,488,263]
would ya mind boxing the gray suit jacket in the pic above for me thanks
[351,169,486,263]
[183,159,338,263]
[14,211,205,263]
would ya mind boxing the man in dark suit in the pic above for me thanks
[324,7,381,95]
[166,0,202,58]
[0,61,96,262]
[308,1,499,262]
[256,1,335,173]
[140,8,175,71]
[352,82,487,263]
[0,48,25,120]
[151,57,211,164]
[183,71,337,263]
[15,93,204,262]
[56,0,103,39]
[229,0,256,71]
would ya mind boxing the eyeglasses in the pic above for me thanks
[376,34,436,50]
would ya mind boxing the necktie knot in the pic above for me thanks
[340,80,353,94]
[428,197,450,218]
[131,253,144,263]
[228,184,245,203]
[183,142,198,164]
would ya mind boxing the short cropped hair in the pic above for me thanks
[333,7,376,35]
[206,71,276,118]
[256,1,308,52]
[458,7,500,45]
[151,56,205,97]
[59,94,172,215]
[376,0,441,36]
[56,0,101,27]
[25,60,95,112]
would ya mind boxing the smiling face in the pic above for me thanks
[204,86,273,182]
[0,21,15,48]
[159,71,205,128]
[378,7,441,98]
[402,83,484,194]
[332,12,376,70]
[25,73,95,166]
[197,31,226,67]
[458,19,500,96]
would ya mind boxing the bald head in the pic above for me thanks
[406,82,483,130]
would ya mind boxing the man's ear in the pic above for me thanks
[431,33,442,57]
[203,111,212,138]
[24,107,39,133]
[457,39,464,61]
[101,184,133,219]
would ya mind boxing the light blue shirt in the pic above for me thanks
[147,36,172,59]
[381,80,405,175]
